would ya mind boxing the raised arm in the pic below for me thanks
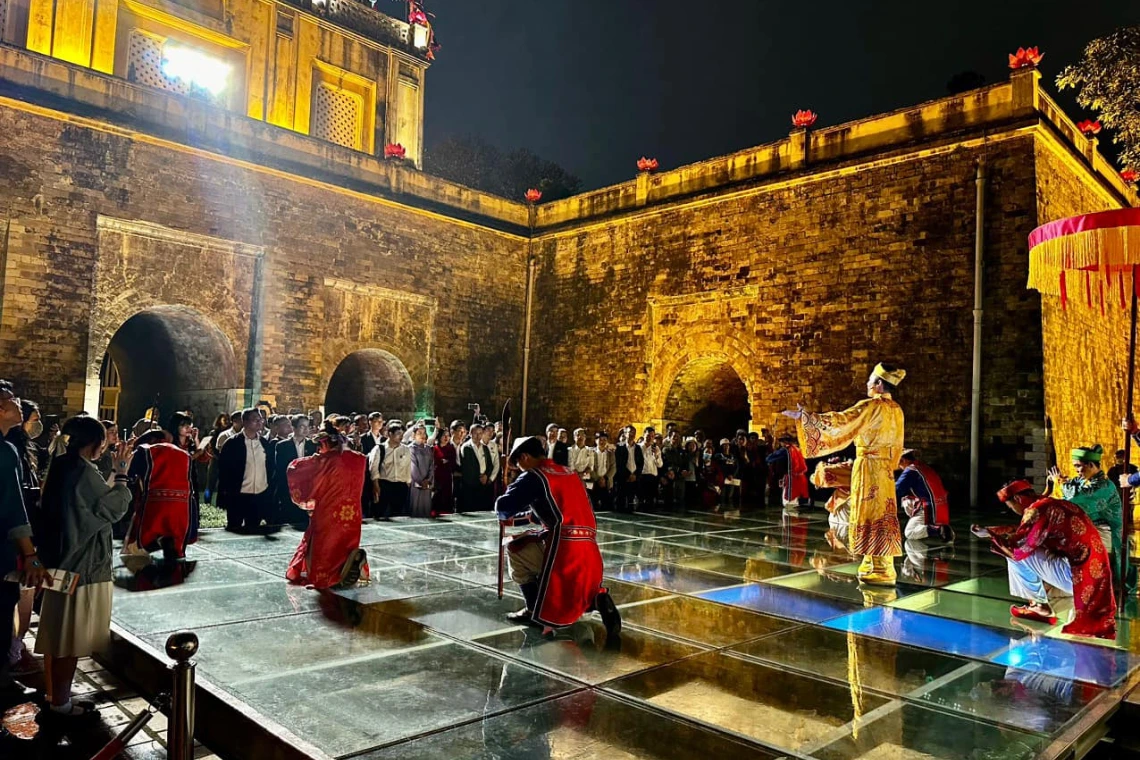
[797,398,875,459]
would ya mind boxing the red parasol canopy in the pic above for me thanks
[1028,208,1140,311]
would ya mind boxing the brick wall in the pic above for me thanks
[529,137,1044,500]
[0,103,527,425]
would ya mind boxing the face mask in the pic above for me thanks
[25,420,43,439]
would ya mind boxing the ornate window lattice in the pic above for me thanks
[312,83,362,150]
[126,30,191,96]
[0,0,8,41]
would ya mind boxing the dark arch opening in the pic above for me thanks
[104,306,238,427]
[325,349,415,420]
[662,359,750,440]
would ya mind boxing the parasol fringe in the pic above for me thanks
[1028,226,1140,302]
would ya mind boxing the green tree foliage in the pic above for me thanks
[424,135,583,202]
[1058,27,1140,170]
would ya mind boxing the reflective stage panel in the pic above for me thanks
[607,650,890,750]
[364,691,785,759]
[809,702,1047,759]
[108,506,1139,759]
[731,626,969,696]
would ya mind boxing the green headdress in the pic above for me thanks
[1070,444,1104,464]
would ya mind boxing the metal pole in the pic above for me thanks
[521,237,536,436]
[969,160,986,508]
[166,631,199,760]
[1122,265,1138,607]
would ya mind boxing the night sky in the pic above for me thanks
[419,0,1140,191]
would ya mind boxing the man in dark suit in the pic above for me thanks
[218,408,276,533]
[544,423,570,467]
[613,425,644,513]
[459,422,494,512]
[275,414,317,527]
[360,412,385,458]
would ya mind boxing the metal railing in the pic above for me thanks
[88,630,198,760]
[166,631,199,760]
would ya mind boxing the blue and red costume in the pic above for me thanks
[895,460,950,528]
[495,460,607,628]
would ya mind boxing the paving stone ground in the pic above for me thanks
[1,624,218,760]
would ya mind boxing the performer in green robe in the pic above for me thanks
[1051,444,1122,578]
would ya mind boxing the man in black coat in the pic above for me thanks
[274,414,317,527]
[218,408,276,533]
[544,423,570,467]
[613,425,644,513]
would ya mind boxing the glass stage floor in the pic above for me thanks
[108,506,1140,759]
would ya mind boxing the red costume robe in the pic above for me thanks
[127,442,196,557]
[988,497,1117,639]
[286,448,370,589]
[495,460,606,628]
[432,442,457,515]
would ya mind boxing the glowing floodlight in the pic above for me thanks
[162,45,231,97]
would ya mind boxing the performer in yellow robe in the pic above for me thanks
[782,363,906,585]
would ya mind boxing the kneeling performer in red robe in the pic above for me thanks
[126,432,197,561]
[496,436,621,635]
[286,422,370,589]
[974,480,1116,639]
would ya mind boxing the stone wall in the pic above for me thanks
[528,136,1045,499]
[0,100,527,425]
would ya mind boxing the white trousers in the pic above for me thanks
[1007,549,1073,604]
[903,514,929,541]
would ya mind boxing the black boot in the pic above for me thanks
[595,591,622,637]
[506,581,540,626]
[338,548,367,588]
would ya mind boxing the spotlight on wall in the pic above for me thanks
[162,45,232,97]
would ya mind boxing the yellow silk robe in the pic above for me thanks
[798,393,904,557]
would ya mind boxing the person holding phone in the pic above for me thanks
[36,415,132,722]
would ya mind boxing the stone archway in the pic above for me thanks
[101,305,239,427]
[324,349,415,420]
[648,323,763,436]
[661,359,751,439]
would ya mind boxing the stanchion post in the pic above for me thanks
[165,631,199,760]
